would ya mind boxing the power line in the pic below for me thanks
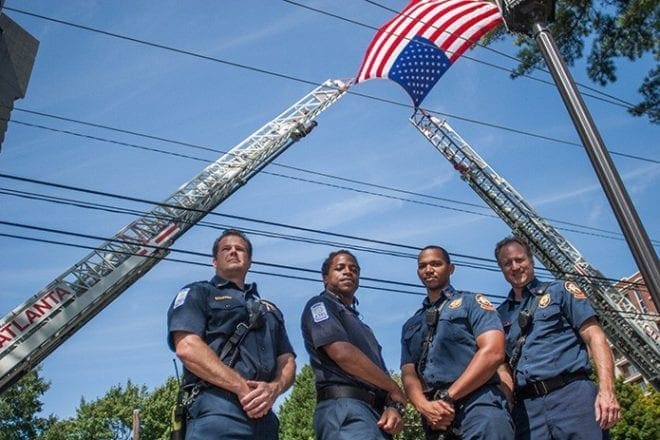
[7,113,654,245]
[1,228,656,322]
[4,7,657,164]
[0,174,650,289]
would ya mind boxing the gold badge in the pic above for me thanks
[214,295,232,301]
[449,298,463,309]
[475,294,495,311]
[564,281,587,299]
[538,293,551,308]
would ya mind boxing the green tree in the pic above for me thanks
[278,364,316,440]
[39,377,177,440]
[0,368,55,440]
[140,376,179,440]
[488,0,659,123]
[610,378,660,439]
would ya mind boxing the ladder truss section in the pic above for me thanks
[410,108,660,387]
[0,79,352,394]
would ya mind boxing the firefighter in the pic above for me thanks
[401,245,513,439]
[301,250,406,439]
[495,236,620,439]
[167,229,296,439]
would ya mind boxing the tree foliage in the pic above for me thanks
[610,378,660,439]
[0,368,55,440]
[278,364,316,440]
[38,377,178,440]
[488,0,660,123]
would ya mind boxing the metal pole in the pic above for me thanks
[531,22,660,306]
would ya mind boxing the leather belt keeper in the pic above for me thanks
[317,385,384,412]
[515,371,589,400]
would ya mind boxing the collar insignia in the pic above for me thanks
[448,298,463,309]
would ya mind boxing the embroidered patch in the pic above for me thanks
[565,281,587,299]
[475,294,495,311]
[538,293,552,308]
[214,295,232,301]
[311,302,329,323]
[449,298,463,309]
[173,288,190,308]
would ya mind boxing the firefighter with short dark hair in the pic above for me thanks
[301,250,406,439]
[167,229,296,439]
[401,245,513,439]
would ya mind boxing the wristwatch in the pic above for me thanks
[387,400,406,416]
[436,389,455,405]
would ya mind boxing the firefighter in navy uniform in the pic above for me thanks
[401,246,513,440]
[167,229,296,439]
[494,236,620,439]
[301,250,407,440]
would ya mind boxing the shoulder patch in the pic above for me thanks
[310,302,329,323]
[538,293,552,308]
[448,298,463,309]
[173,288,190,308]
[259,299,279,312]
[475,293,495,311]
[564,281,587,299]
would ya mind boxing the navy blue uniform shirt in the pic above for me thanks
[401,285,503,388]
[301,290,388,394]
[167,275,295,384]
[496,277,596,387]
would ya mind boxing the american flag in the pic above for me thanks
[356,0,502,107]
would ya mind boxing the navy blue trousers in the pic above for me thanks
[185,388,279,440]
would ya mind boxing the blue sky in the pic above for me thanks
[1,1,657,420]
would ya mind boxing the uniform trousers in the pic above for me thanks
[313,397,392,440]
[512,379,608,440]
[185,387,279,440]
[423,384,513,440]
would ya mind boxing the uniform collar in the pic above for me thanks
[324,289,360,316]
[210,275,258,297]
[422,284,456,308]
[505,277,541,308]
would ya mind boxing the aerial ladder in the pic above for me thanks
[0,79,351,394]
[410,108,660,388]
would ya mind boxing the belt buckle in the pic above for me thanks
[532,380,549,396]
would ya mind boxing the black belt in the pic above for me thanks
[516,371,589,400]
[423,382,452,401]
[317,385,384,411]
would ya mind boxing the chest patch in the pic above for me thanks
[214,295,232,301]
[311,302,329,323]
[564,281,587,299]
[475,294,495,311]
[173,288,190,308]
[538,293,552,308]
[448,298,463,309]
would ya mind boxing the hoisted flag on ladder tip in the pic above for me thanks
[356,0,502,107]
